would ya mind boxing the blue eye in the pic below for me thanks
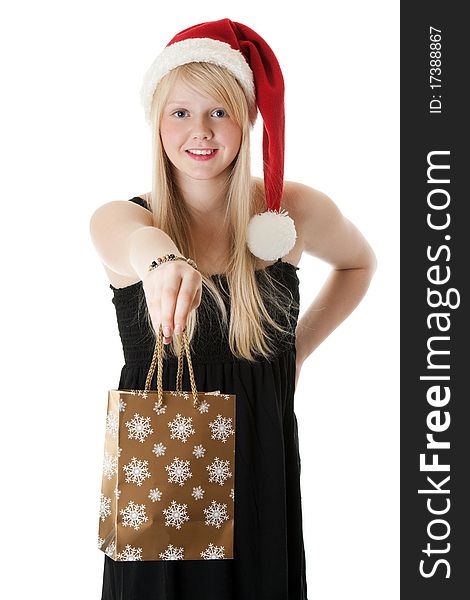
[171,108,227,118]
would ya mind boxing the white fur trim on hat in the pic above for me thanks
[246,210,297,261]
[140,37,256,124]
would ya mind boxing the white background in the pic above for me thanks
[1,1,399,598]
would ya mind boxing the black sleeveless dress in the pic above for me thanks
[101,197,308,600]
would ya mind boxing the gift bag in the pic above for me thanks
[98,325,236,561]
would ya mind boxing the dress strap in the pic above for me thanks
[128,196,151,211]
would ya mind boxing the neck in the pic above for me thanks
[172,167,231,227]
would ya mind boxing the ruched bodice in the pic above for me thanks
[100,197,308,600]
[109,257,300,366]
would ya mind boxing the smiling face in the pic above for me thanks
[159,77,243,184]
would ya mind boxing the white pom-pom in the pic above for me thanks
[246,210,297,261]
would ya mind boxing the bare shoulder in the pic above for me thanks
[254,177,330,223]
[281,180,377,270]
[90,193,154,289]
[280,180,331,260]
[282,180,333,218]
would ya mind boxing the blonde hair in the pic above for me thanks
[139,62,298,362]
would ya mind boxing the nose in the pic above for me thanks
[191,115,213,140]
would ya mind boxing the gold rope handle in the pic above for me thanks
[144,325,199,409]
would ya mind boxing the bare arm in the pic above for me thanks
[89,199,202,343]
[89,200,181,280]
[289,182,378,366]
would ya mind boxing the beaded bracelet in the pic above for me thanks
[148,253,198,273]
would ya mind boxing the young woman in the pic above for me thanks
[90,18,377,600]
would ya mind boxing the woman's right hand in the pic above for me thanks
[141,260,203,344]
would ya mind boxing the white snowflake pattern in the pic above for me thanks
[153,442,166,457]
[207,457,232,486]
[163,499,190,529]
[203,500,229,529]
[191,486,205,500]
[102,451,118,480]
[99,493,112,522]
[168,413,195,443]
[117,447,122,457]
[229,488,235,501]
[222,394,230,401]
[98,536,104,549]
[206,390,221,395]
[117,544,143,561]
[170,390,191,401]
[208,414,235,443]
[105,412,119,438]
[197,400,210,414]
[120,500,149,530]
[200,542,226,560]
[192,444,206,459]
[153,402,167,415]
[165,457,193,486]
[119,398,127,412]
[125,413,153,443]
[114,485,121,499]
[105,540,116,558]
[148,488,163,502]
[123,457,151,486]
[159,543,185,560]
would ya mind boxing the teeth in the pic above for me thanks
[188,149,215,155]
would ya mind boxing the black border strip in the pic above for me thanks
[401,4,469,598]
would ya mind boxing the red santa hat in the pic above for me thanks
[140,18,297,261]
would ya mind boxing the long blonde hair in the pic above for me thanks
[140,62,298,362]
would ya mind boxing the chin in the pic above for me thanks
[184,164,230,178]
[187,171,225,181]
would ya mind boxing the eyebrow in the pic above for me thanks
[166,101,223,107]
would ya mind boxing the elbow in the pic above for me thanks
[351,247,378,274]
[360,240,378,274]
[362,250,378,278]
[368,251,378,275]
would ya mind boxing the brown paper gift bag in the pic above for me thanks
[98,325,236,561]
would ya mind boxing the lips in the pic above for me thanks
[185,149,219,161]
[186,148,218,153]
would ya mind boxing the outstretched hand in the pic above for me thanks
[142,260,202,344]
